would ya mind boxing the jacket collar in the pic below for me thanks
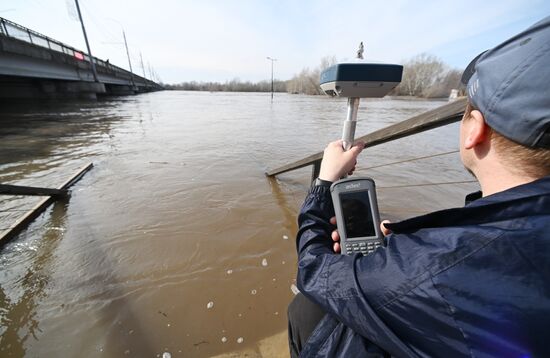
[466,175,550,207]
[385,175,550,234]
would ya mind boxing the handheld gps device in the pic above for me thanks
[330,177,385,255]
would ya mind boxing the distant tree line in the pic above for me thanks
[285,56,338,95]
[285,53,463,98]
[165,53,463,98]
[164,78,286,92]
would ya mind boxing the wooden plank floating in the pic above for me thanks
[265,97,467,178]
[0,184,67,197]
[0,162,93,246]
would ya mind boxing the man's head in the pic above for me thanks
[460,103,550,180]
[459,16,550,185]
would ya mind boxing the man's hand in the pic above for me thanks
[329,217,341,253]
[330,217,392,253]
[319,140,365,182]
[380,220,392,236]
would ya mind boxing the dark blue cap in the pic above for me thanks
[461,16,550,148]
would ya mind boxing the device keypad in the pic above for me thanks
[345,240,383,255]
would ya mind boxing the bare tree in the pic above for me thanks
[397,53,447,97]
[287,56,337,95]
[164,79,287,92]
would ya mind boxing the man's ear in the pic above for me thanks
[464,110,489,150]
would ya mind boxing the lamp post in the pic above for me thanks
[105,18,135,87]
[121,29,135,86]
[266,56,277,101]
[74,0,98,82]
[140,52,147,79]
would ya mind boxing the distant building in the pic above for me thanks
[448,89,459,101]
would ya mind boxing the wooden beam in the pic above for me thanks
[0,184,67,197]
[265,97,467,177]
[0,162,93,246]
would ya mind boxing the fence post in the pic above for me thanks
[311,160,321,184]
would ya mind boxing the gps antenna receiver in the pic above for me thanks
[320,43,403,150]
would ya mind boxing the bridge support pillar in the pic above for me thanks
[104,84,137,96]
[42,80,106,99]
[0,76,106,100]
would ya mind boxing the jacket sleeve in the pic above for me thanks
[295,185,419,356]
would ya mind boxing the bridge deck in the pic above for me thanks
[0,17,162,98]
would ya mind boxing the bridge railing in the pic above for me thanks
[266,97,467,182]
[0,17,102,65]
[0,17,159,87]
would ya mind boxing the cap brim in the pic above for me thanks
[461,50,488,85]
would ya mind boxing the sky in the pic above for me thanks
[1,0,549,84]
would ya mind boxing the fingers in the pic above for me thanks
[346,143,363,176]
[330,217,338,239]
[351,141,365,153]
[330,216,340,253]
[319,139,365,181]
[332,140,364,153]
[331,229,339,242]
[327,140,345,153]
[380,220,392,236]
[345,142,364,161]
[332,230,340,253]
[330,217,339,241]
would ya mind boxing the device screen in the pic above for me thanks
[340,191,376,238]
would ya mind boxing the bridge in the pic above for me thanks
[0,17,163,99]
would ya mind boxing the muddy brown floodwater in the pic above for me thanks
[0,92,478,357]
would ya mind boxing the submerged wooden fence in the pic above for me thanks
[0,163,93,246]
[266,97,467,182]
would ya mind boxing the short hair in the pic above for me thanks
[464,102,550,178]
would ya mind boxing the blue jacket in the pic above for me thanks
[296,175,550,357]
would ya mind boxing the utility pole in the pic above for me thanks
[266,56,277,101]
[74,0,98,82]
[140,52,146,79]
[122,29,135,86]
[105,18,135,86]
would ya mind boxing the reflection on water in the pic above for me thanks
[0,93,477,357]
[0,200,68,357]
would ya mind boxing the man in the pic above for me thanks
[289,16,550,357]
